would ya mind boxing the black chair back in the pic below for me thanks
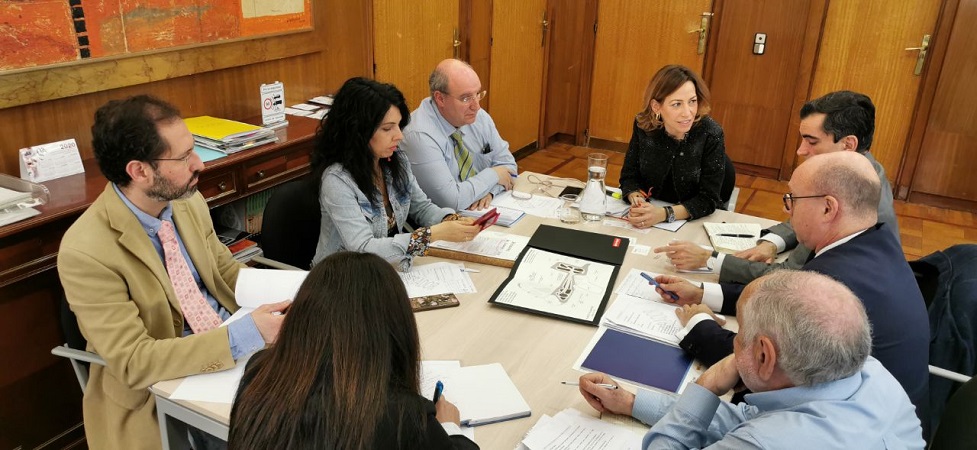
[928,375,977,449]
[260,177,321,270]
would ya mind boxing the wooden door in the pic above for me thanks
[706,0,816,178]
[806,0,941,183]
[373,0,459,110]
[588,0,713,144]
[489,0,547,151]
[909,0,977,206]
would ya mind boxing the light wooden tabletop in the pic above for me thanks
[152,172,778,450]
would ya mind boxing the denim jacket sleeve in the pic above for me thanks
[319,169,415,268]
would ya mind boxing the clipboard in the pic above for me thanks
[487,225,627,325]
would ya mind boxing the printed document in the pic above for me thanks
[491,191,563,219]
[494,248,615,322]
[235,268,308,308]
[431,230,530,261]
[602,294,683,345]
[399,262,476,297]
[520,408,643,450]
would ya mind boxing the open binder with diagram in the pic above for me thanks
[487,225,627,325]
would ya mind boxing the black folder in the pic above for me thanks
[487,225,627,325]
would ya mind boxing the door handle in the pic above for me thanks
[453,28,461,58]
[688,12,714,55]
[905,34,930,76]
[541,11,549,47]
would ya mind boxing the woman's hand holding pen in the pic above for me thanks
[252,300,292,344]
[627,203,665,229]
[434,396,462,425]
[578,373,635,415]
[628,189,651,207]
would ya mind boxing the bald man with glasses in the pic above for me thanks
[651,151,930,439]
[401,58,518,211]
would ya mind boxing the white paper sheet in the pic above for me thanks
[494,248,615,322]
[169,355,250,404]
[420,360,462,399]
[235,268,309,308]
[614,269,667,301]
[399,262,477,298]
[703,222,763,253]
[630,244,651,255]
[491,191,563,219]
[601,219,651,234]
[430,230,530,261]
[521,408,644,450]
[602,294,683,345]
[289,103,320,111]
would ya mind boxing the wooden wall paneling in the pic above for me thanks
[463,0,494,111]
[489,0,548,151]
[0,0,372,177]
[542,0,598,146]
[587,0,713,144]
[705,0,814,176]
[898,0,958,198]
[373,0,459,110]
[908,0,977,206]
[806,0,942,184]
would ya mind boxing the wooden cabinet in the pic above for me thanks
[0,116,318,449]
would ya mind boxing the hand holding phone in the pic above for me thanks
[640,272,680,301]
[472,207,500,230]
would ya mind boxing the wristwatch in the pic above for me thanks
[663,205,675,223]
[706,250,719,271]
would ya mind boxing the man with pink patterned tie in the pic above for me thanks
[58,95,289,450]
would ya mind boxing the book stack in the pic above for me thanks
[184,116,278,155]
[228,239,262,263]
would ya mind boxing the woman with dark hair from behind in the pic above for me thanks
[310,77,480,271]
[620,64,727,228]
[228,251,478,450]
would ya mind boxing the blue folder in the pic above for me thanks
[194,145,227,163]
[581,329,693,393]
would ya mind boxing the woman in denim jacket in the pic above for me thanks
[310,77,480,270]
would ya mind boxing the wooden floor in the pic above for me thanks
[518,142,977,260]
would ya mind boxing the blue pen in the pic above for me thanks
[640,272,680,301]
[432,380,444,403]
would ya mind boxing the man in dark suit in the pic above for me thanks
[653,151,930,436]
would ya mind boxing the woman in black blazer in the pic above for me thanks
[228,251,478,450]
[620,65,727,228]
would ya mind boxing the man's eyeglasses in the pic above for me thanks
[444,90,487,105]
[782,193,828,211]
[151,149,195,166]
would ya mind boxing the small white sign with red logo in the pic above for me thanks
[259,81,286,125]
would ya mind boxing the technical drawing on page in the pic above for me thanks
[497,248,614,322]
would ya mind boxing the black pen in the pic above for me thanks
[717,233,755,238]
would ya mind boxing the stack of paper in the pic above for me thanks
[398,262,477,298]
[602,294,684,345]
[518,408,643,450]
[185,116,278,154]
[703,222,762,254]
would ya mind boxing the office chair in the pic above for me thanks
[910,244,977,437]
[928,374,977,450]
[252,177,320,271]
[719,154,737,211]
[50,294,105,393]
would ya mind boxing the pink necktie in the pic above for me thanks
[158,220,222,334]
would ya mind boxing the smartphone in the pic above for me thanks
[432,380,444,403]
[640,272,680,301]
[472,207,499,230]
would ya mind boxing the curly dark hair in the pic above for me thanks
[310,77,411,207]
[800,91,875,153]
[91,95,182,186]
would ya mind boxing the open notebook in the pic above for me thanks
[703,222,762,254]
[423,362,531,426]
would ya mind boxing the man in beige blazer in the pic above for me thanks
[58,96,289,449]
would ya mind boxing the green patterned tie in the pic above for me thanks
[451,131,475,181]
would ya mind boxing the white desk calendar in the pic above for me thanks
[260,81,286,126]
[19,138,85,183]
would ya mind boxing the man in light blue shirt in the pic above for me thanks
[577,270,924,449]
[401,58,517,211]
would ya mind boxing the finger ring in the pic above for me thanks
[640,221,644,226]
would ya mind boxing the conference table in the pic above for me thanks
[150,172,778,449]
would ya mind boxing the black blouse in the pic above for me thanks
[619,116,726,219]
